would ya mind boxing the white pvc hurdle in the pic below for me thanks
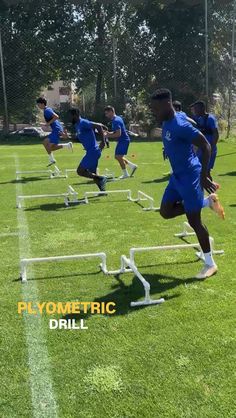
[129,190,160,211]
[83,189,132,204]
[16,165,66,180]
[17,186,79,209]
[20,252,107,282]
[174,222,224,260]
[100,255,165,307]
[65,168,76,178]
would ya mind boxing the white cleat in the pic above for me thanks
[119,173,130,179]
[130,164,138,177]
[196,264,218,280]
[68,142,73,152]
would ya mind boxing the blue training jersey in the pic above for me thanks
[112,115,130,142]
[44,107,63,131]
[162,112,201,175]
[75,118,99,152]
[195,114,218,145]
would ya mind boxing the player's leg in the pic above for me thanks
[77,150,107,191]
[122,142,138,176]
[43,137,58,166]
[207,147,217,180]
[160,176,185,219]
[115,142,131,178]
[186,210,217,279]
[181,172,218,279]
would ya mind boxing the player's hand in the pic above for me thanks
[201,175,217,194]
[99,141,105,150]
[162,147,168,160]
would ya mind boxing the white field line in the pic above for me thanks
[15,155,58,418]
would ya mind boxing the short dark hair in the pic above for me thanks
[104,106,115,112]
[36,97,47,106]
[191,100,206,110]
[69,108,80,117]
[151,88,172,101]
[173,100,182,110]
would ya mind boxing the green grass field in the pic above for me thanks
[0,139,236,418]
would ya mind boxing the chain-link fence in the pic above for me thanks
[0,0,235,137]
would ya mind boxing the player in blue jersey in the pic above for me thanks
[69,108,107,191]
[191,100,219,180]
[173,100,197,125]
[36,97,73,166]
[151,89,225,279]
[104,106,138,179]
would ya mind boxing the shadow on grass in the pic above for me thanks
[0,177,48,185]
[23,202,80,212]
[60,270,200,318]
[218,171,236,177]
[229,204,236,207]
[216,152,236,159]
[142,175,170,184]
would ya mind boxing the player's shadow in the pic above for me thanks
[0,177,46,185]
[142,174,170,184]
[62,268,200,320]
[229,204,236,207]
[23,203,80,211]
[218,171,236,177]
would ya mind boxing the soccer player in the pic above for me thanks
[191,100,219,180]
[36,97,73,166]
[173,100,197,126]
[104,106,138,179]
[151,89,225,279]
[69,108,107,191]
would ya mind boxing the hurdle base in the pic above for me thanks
[130,298,165,307]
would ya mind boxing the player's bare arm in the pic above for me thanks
[192,133,217,194]
[105,129,121,139]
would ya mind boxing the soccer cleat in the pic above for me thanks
[68,142,73,152]
[119,173,130,179]
[130,164,138,177]
[196,264,218,280]
[97,176,107,192]
[208,193,225,220]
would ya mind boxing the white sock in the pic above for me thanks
[204,251,216,267]
[203,197,210,208]
[126,160,136,168]
[59,143,70,148]
[122,168,129,176]
[49,153,55,162]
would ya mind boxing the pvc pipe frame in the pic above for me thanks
[19,227,224,307]
[17,186,78,209]
[174,222,224,259]
[16,166,66,180]
[128,190,160,211]
[20,252,107,283]
[84,189,159,210]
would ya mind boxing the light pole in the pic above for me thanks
[0,24,9,133]
[205,0,209,107]
[227,0,236,138]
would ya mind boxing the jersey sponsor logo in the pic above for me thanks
[165,131,172,141]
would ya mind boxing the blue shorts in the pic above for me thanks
[79,148,101,173]
[197,147,217,170]
[115,140,130,156]
[48,130,63,145]
[161,168,204,213]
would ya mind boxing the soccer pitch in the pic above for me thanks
[1,139,235,418]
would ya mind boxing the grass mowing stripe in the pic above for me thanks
[15,155,58,418]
